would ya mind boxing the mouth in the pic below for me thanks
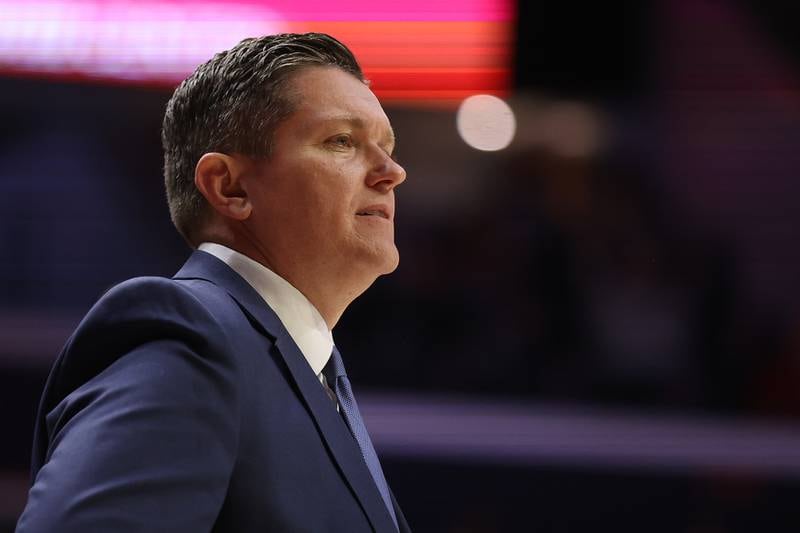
[356,206,391,220]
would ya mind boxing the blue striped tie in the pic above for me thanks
[324,346,398,530]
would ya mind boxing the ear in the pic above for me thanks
[194,152,252,221]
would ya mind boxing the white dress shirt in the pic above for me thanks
[197,242,334,383]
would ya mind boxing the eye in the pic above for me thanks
[327,134,353,148]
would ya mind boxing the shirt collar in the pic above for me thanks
[198,242,333,377]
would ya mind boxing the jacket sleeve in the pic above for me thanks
[16,277,241,533]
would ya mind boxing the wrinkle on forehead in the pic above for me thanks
[284,68,396,148]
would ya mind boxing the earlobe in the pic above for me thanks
[195,152,252,221]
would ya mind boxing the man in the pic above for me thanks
[16,33,409,532]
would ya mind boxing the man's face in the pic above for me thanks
[243,66,406,285]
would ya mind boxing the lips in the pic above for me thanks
[356,205,392,220]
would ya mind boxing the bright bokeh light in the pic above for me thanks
[456,94,516,151]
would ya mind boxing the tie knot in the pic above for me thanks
[323,346,347,383]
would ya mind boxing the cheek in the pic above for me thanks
[307,164,361,219]
[269,156,362,231]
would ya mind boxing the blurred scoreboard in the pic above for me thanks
[0,0,514,105]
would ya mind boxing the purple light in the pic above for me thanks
[360,392,800,476]
[0,1,286,82]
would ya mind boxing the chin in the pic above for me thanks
[379,250,400,275]
[357,242,400,277]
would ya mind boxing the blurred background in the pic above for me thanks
[2,0,800,531]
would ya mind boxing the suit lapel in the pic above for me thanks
[274,335,398,532]
[175,251,397,532]
[390,488,412,533]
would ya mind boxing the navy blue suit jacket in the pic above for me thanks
[17,251,410,532]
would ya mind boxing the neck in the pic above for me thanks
[205,226,374,330]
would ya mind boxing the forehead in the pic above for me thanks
[282,66,394,139]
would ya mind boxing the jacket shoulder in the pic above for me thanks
[21,275,246,531]
[43,276,243,417]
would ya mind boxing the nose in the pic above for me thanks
[366,150,406,192]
